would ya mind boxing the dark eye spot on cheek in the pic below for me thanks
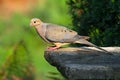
[34,21,36,23]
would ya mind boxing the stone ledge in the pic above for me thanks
[44,47,120,80]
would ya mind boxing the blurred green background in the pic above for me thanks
[0,0,120,80]
[0,0,71,80]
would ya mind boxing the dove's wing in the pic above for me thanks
[45,23,88,43]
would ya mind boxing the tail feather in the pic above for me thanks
[75,39,112,55]
[79,36,90,40]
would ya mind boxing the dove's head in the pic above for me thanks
[30,18,42,27]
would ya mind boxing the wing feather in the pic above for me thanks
[45,23,79,42]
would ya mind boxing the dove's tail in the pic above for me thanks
[75,39,112,55]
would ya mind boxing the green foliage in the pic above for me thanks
[67,0,120,46]
[30,0,72,27]
[46,72,67,80]
[0,41,34,80]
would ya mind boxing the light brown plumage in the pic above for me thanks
[30,18,112,55]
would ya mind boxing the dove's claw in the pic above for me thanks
[46,46,60,51]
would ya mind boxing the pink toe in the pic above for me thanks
[46,46,60,51]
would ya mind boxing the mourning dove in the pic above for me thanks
[30,18,112,54]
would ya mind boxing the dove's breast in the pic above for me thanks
[35,25,50,43]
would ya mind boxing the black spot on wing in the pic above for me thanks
[69,30,73,32]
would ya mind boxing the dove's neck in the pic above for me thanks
[35,23,50,43]
[35,22,46,34]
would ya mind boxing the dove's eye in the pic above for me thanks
[34,21,36,23]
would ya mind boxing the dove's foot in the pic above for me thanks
[46,46,60,51]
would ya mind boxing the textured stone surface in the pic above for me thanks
[44,47,120,80]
